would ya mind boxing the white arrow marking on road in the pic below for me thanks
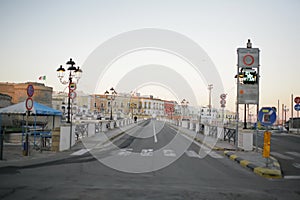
[153,121,158,143]
[163,149,176,157]
[292,163,300,169]
[141,149,153,156]
[117,148,133,156]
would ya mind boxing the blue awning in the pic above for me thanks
[0,101,62,116]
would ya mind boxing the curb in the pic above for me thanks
[224,151,282,179]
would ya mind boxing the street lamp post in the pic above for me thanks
[284,105,289,126]
[208,84,213,116]
[181,99,189,120]
[56,58,82,123]
[105,87,117,120]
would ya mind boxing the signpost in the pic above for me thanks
[220,94,226,125]
[24,85,34,156]
[27,84,34,97]
[25,97,34,111]
[258,107,277,167]
[294,97,300,134]
[294,104,300,111]
[236,39,260,150]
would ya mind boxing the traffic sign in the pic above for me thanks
[69,91,77,99]
[27,84,34,97]
[220,94,226,100]
[238,48,259,68]
[258,107,277,126]
[220,99,226,104]
[294,97,300,104]
[25,97,34,111]
[294,104,300,111]
[69,83,76,91]
[243,54,255,66]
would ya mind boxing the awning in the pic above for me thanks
[0,101,62,116]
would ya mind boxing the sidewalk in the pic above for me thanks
[171,124,282,179]
[0,123,138,168]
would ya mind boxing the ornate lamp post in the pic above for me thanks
[56,58,82,123]
[105,87,117,120]
[181,99,189,120]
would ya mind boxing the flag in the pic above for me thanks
[38,75,46,80]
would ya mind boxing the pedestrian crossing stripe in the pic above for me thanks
[185,150,200,158]
[271,152,294,160]
[71,149,91,156]
[286,152,300,158]
[74,148,224,159]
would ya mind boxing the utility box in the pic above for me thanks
[238,131,253,151]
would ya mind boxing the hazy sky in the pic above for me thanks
[0,0,299,113]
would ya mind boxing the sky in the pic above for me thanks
[0,0,299,115]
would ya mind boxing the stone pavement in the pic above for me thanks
[171,123,282,179]
[0,122,138,167]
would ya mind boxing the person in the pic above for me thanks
[134,116,137,123]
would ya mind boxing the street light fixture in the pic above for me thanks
[181,99,189,120]
[105,87,117,120]
[56,58,82,123]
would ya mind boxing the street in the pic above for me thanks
[0,120,300,200]
[254,130,300,179]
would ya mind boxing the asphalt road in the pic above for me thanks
[254,130,300,178]
[0,119,300,200]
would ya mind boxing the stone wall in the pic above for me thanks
[0,82,53,107]
[0,93,12,108]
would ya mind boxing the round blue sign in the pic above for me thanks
[27,84,34,97]
[258,107,277,126]
[294,104,300,111]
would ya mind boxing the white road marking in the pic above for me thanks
[71,149,91,156]
[284,175,300,180]
[153,121,158,143]
[185,150,200,158]
[178,131,210,151]
[292,163,300,169]
[286,152,300,158]
[163,149,176,157]
[206,150,223,159]
[271,152,294,160]
[117,148,133,156]
[141,149,153,156]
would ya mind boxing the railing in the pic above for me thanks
[75,124,88,140]
[223,127,236,144]
[208,126,218,138]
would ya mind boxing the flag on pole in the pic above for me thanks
[38,75,46,80]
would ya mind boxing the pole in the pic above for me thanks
[282,104,284,126]
[297,111,299,134]
[0,114,3,160]
[208,84,213,116]
[67,74,72,123]
[277,99,280,126]
[291,94,294,130]
[25,111,29,156]
[69,99,73,149]
[110,98,113,120]
[244,104,247,129]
